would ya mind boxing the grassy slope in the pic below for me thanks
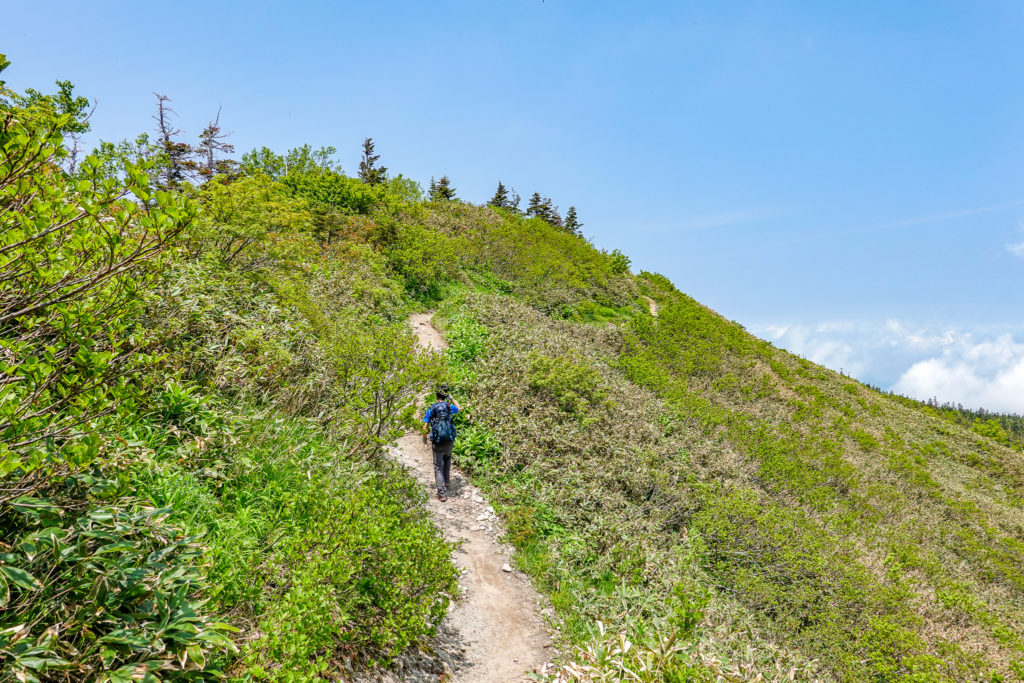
[135,247,461,678]
[0,233,459,680]
[412,204,1024,681]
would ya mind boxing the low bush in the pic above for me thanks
[0,461,236,681]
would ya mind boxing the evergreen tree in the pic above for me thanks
[564,206,582,234]
[526,192,544,219]
[489,181,510,209]
[544,199,562,228]
[196,107,236,180]
[527,193,563,226]
[153,93,197,189]
[358,137,387,185]
[430,175,456,201]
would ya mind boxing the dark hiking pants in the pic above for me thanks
[432,440,454,495]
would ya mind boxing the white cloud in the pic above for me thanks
[752,322,1024,413]
[892,334,1024,412]
[763,324,790,340]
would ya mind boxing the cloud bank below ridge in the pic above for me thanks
[754,321,1024,414]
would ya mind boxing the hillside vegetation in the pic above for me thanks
[3,62,1024,682]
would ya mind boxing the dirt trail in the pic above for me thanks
[387,313,554,682]
[643,295,659,317]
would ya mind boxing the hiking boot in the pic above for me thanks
[437,491,447,502]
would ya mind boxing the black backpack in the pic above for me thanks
[429,401,457,444]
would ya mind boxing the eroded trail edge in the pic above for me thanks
[388,313,554,682]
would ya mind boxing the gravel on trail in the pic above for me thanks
[364,313,555,682]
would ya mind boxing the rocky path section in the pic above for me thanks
[386,313,554,682]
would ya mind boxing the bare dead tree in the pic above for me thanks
[65,99,97,176]
[196,107,236,179]
[152,93,196,188]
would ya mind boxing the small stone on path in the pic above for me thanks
[502,563,513,573]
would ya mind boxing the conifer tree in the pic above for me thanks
[358,137,387,185]
[526,192,544,219]
[564,206,582,234]
[196,107,236,180]
[489,181,510,209]
[527,193,564,226]
[508,189,521,214]
[430,175,456,201]
[153,93,197,189]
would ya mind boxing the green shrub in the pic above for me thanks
[283,169,379,215]
[608,248,631,275]
[244,458,457,676]
[135,403,459,679]
[383,221,459,300]
[453,424,502,474]
[528,352,608,417]
[0,471,236,681]
[443,313,490,364]
[637,270,677,294]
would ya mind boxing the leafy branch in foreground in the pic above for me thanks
[0,77,195,486]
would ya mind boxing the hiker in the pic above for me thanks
[424,385,461,502]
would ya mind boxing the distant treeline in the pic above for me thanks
[865,384,1024,450]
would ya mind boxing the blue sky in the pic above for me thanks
[5,1,1024,411]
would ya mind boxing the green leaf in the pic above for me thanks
[11,666,41,683]
[186,643,205,669]
[104,666,135,683]
[0,566,42,591]
[95,541,137,554]
[10,497,62,515]
[206,621,241,633]
[99,629,152,648]
[196,629,236,650]
[0,572,7,607]
[14,656,48,669]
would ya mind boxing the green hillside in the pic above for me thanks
[3,64,1024,681]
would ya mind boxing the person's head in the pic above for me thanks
[436,384,450,401]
